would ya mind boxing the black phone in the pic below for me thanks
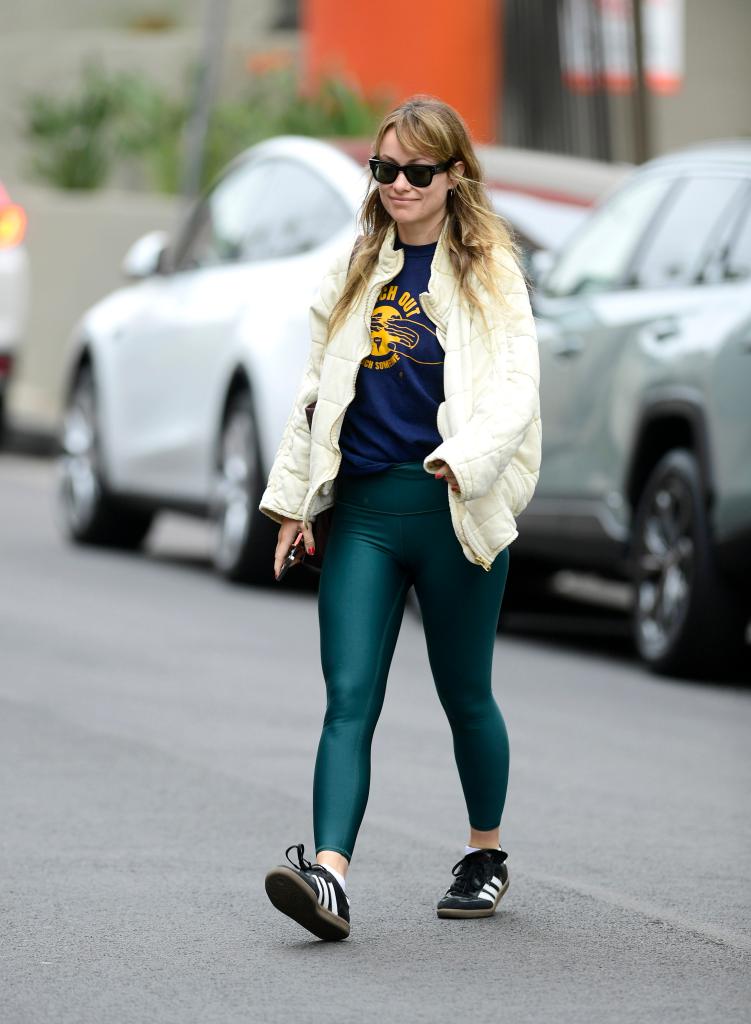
[275,531,305,582]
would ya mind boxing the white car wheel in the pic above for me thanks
[212,390,275,583]
[56,364,154,548]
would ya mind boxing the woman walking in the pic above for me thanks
[260,96,541,941]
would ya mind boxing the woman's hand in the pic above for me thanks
[274,517,316,579]
[433,461,460,494]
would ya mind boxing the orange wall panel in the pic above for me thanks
[303,0,500,143]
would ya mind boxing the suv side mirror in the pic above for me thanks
[528,248,555,292]
[122,230,170,279]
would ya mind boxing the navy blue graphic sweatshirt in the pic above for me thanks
[338,238,445,476]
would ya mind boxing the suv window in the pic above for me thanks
[175,157,350,270]
[631,177,746,289]
[724,193,751,281]
[544,176,672,298]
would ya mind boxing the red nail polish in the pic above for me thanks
[308,547,315,555]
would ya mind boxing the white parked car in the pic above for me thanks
[56,135,584,583]
[0,180,30,441]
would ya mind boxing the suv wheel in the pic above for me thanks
[56,364,155,548]
[631,449,747,678]
[211,390,276,584]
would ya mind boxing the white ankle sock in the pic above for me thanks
[465,844,501,855]
[323,865,347,892]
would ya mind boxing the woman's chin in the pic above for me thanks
[388,209,428,233]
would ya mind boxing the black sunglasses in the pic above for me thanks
[369,157,455,188]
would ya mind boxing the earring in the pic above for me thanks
[448,188,455,199]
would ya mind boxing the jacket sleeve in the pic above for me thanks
[424,253,540,502]
[258,249,350,525]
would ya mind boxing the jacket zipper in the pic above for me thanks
[302,269,398,525]
[422,293,492,571]
[328,275,391,466]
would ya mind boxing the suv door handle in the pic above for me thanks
[549,334,584,358]
[647,318,680,342]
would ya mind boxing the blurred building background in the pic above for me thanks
[500,0,750,162]
[306,0,750,162]
[1,0,750,185]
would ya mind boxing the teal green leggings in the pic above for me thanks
[314,461,510,861]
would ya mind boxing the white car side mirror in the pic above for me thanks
[122,230,169,279]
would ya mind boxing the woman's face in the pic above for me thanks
[376,127,464,241]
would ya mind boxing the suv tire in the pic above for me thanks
[631,448,747,678]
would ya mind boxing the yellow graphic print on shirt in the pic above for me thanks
[362,284,442,371]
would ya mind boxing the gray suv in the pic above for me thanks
[518,140,751,678]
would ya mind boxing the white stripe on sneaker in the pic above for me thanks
[314,875,325,907]
[478,890,496,902]
[327,880,338,916]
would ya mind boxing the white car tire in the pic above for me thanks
[212,389,276,585]
[56,363,155,550]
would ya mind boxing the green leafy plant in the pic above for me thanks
[24,62,127,189]
[23,61,390,194]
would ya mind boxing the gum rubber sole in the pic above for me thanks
[265,866,350,941]
[436,877,510,918]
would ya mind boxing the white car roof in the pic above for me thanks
[221,135,368,214]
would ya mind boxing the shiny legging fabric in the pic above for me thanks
[313,461,510,861]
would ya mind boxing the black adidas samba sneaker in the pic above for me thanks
[265,843,350,940]
[436,848,509,918]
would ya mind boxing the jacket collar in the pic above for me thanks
[375,220,458,325]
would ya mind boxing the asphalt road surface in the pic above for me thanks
[1,454,749,1024]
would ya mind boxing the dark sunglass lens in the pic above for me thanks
[404,166,433,187]
[371,160,397,184]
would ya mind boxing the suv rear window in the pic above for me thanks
[630,176,746,289]
[544,176,672,297]
[725,194,751,281]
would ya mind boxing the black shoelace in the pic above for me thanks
[285,843,315,871]
[446,852,492,896]
[285,843,350,907]
[285,843,335,880]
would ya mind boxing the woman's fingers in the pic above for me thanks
[302,524,316,555]
[274,519,303,578]
[434,461,460,494]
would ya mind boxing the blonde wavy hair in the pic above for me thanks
[327,95,521,340]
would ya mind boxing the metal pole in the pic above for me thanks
[181,0,231,201]
[632,0,650,163]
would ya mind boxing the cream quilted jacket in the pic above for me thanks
[259,221,541,570]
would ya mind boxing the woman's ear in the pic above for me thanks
[450,160,466,186]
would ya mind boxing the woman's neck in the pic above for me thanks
[396,214,445,247]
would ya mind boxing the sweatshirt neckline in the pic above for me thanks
[394,237,438,259]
